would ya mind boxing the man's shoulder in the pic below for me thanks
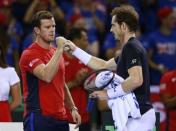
[124,40,138,51]
[161,71,174,84]
[20,49,36,60]
[127,38,145,52]
[21,44,40,57]
[162,70,175,80]
[20,44,41,65]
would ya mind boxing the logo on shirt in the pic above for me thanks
[29,58,40,67]
[172,77,176,82]
[131,59,137,64]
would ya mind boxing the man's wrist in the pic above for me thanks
[72,47,92,65]
[107,84,127,99]
[71,106,78,113]
[55,48,63,56]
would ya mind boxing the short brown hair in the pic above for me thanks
[67,27,87,41]
[31,10,54,28]
[0,27,8,68]
[111,5,139,32]
[0,44,7,68]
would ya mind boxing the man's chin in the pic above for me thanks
[114,36,119,40]
[112,34,118,40]
[48,39,55,43]
[45,39,54,44]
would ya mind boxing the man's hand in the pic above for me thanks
[64,40,77,53]
[90,90,109,100]
[71,108,81,129]
[55,36,67,49]
[56,37,77,54]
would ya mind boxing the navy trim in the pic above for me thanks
[26,72,41,113]
[30,113,34,131]
[166,111,169,131]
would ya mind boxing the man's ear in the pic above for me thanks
[121,22,128,31]
[34,27,40,35]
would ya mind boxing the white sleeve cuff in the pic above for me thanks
[72,47,92,65]
[107,84,127,99]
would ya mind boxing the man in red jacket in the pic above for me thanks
[160,70,176,131]
[64,27,91,131]
[19,11,81,131]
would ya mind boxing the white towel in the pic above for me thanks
[95,71,141,131]
[107,93,141,131]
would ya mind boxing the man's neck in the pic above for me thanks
[35,38,51,49]
[160,25,172,36]
[120,32,136,46]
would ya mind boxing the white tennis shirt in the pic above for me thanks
[0,67,20,101]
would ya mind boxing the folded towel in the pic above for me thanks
[106,74,141,131]
[108,92,141,131]
[95,71,141,131]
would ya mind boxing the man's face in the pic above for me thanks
[79,31,89,50]
[110,15,122,40]
[37,18,56,43]
[164,13,176,29]
[74,31,88,50]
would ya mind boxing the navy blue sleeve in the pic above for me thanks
[123,44,142,69]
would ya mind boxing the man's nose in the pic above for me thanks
[110,28,113,32]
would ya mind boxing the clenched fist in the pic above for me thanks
[55,36,67,49]
[63,40,77,53]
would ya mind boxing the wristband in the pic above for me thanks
[72,47,92,65]
[107,84,127,99]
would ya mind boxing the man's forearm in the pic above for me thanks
[73,47,106,70]
[107,75,142,99]
[87,56,107,70]
[64,83,76,110]
[122,77,140,92]
[66,81,78,89]
[43,49,63,82]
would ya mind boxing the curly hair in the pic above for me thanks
[111,5,139,32]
